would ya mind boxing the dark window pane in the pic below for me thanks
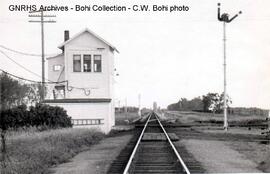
[83,55,91,72]
[94,55,102,72]
[73,55,81,72]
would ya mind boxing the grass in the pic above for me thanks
[115,112,140,125]
[168,110,270,172]
[1,128,104,174]
[165,110,267,125]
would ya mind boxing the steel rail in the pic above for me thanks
[154,112,191,174]
[123,112,152,174]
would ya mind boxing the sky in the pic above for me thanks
[0,0,270,109]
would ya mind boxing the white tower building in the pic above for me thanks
[45,28,119,133]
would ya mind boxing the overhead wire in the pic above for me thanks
[0,51,92,96]
[0,69,66,84]
[0,49,43,79]
[0,48,95,96]
[0,45,59,57]
[0,68,91,95]
[0,49,64,83]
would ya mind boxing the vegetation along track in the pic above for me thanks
[108,112,204,174]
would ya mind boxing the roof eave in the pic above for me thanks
[46,53,64,60]
[57,28,119,53]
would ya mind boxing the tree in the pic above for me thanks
[202,93,219,112]
[26,83,44,105]
[202,92,232,113]
[1,73,29,110]
[167,97,203,111]
[0,72,42,167]
[0,73,44,109]
[1,73,26,166]
[216,92,232,113]
[189,97,204,111]
[167,92,232,113]
[180,98,190,110]
[167,102,179,111]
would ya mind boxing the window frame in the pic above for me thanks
[53,65,62,71]
[83,54,91,72]
[93,55,102,73]
[72,53,102,73]
[73,54,82,72]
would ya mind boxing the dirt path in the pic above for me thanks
[180,139,262,173]
[50,134,132,174]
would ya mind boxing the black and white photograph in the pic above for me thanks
[1,0,270,173]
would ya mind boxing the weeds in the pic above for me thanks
[0,128,104,174]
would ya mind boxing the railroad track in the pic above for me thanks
[108,112,203,174]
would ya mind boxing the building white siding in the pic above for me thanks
[47,101,113,133]
[64,32,112,99]
[47,54,65,83]
[45,29,117,134]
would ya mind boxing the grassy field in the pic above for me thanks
[115,112,140,125]
[166,110,270,172]
[1,128,104,174]
[165,110,267,125]
[0,112,142,173]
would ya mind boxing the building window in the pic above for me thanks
[71,119,104,125]
[53,65,61,71]
[94,55,102,72]
[73,55,81,72]
[83,55,91,72]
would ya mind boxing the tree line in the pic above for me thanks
[167,92,232,113]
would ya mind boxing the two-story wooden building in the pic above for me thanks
[45,28,118,133]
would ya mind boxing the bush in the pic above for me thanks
[29,104,72,128]
[1,105,29,130]
[0,104,72,130]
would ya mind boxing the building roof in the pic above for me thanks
[46,53,64,60]
[58,28,119,53]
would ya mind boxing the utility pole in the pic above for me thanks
[118,100,121,112]
[29,10,56,101]
[138,94,141,117]
[125,98,128,121]
[217,3,241,131]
